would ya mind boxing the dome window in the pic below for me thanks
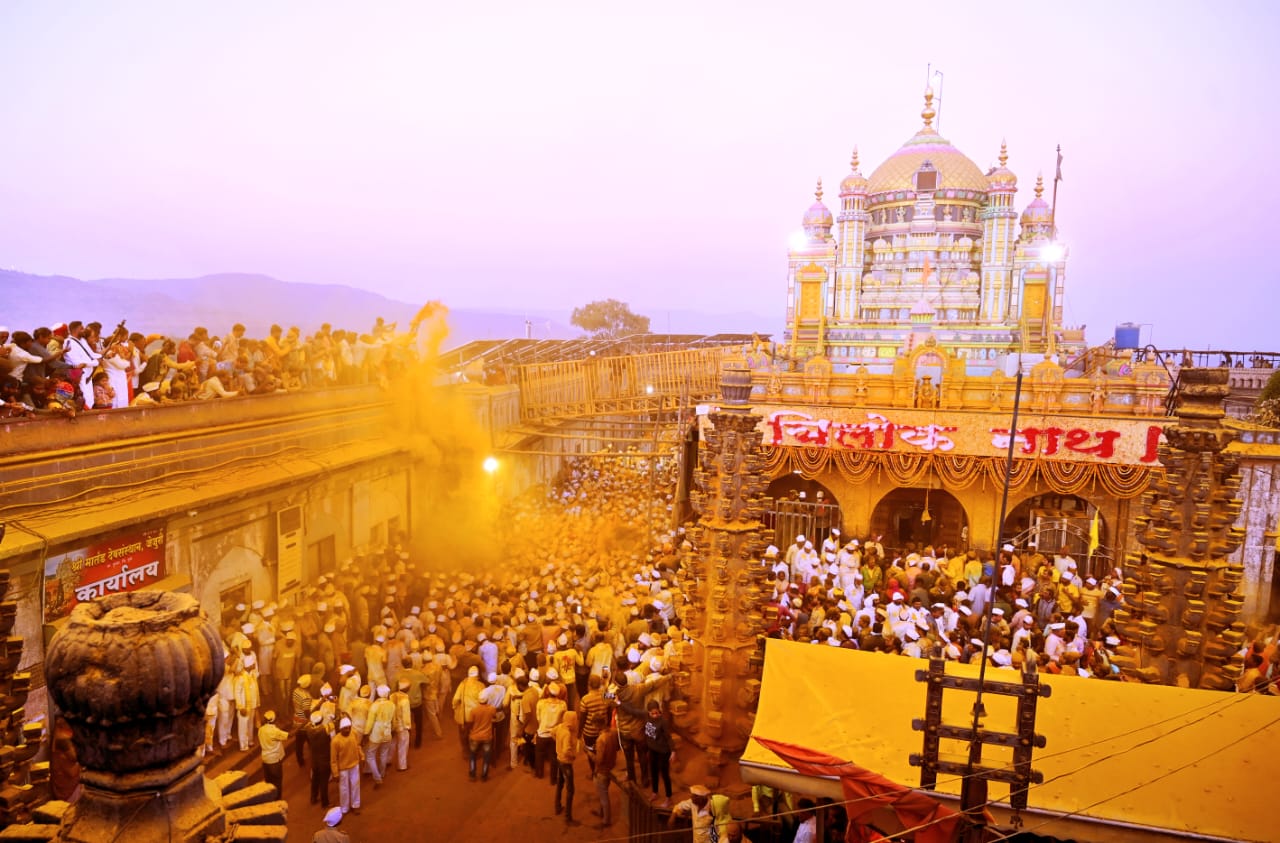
[915,160,939,193]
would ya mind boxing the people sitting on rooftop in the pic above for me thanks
[0,316,417,417]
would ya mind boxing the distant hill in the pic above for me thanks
[0,270,776,348]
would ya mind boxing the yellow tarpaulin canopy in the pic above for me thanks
[744,639,1280,842]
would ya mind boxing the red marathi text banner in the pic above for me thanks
[751,406,1164,465]
[44,527,166,623]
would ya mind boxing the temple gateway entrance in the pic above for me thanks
[869,487,968,556]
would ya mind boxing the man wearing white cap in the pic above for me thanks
[256,607,277,705]
[304,711,333,808]
[330,717,362,816]
[452,665,485,756]
[274,625,301,704]
[1045,623,1067,664]
[258,710,289,796]
[1053,544,1077,576]
[313,806,349,843]
[820,528,841,558]
[292,675,314,767]
[215,654,236,751]
[366,634,388,688]
[391,678,413,771]
[233,655,261,752]
[365,684,395,787]
[793,541,820,587]
[784,535,806,569]
[836,539,861,593]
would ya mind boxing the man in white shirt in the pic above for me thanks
[784,535,806,569]
[820,528,841,558]
[669,785,723,843]
[1054,545,1077,576]
[792,798,818,843]
[62,321,101,406]
[792,541,820,586]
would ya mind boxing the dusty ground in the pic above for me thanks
[205,726,694,842]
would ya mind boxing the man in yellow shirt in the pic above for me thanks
[329,717,362,816]
[452,665,485,755]
[391,679,413,771]
[257,710,290,796]
[365,684,395,787]
[554,710,581,827]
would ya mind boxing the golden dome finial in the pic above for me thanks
[851,146,860,172]
[921,86,936,130]
[1034,172,1044,198]
[998,139,1008,168]
[815,178,824,201]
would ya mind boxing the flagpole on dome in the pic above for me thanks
[1050,144,1063,239]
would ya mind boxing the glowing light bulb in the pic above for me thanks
[1040,243,1064,262]
[482,456,499,474]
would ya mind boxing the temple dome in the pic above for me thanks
[867,88,989,197]
[801,180,834,236]
[1020,174,1052,226]
[988,140,1018,191]
[839,148,868,195]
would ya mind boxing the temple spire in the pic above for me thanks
[850,147,860,172]
[815,178,823,202]
[1034,173,1045,199]
[921,86,936,131]
[998,139,1008,168]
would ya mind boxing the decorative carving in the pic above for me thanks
[45,590,288,843]
[677,379,769,789]
[0,570,47,831]
[1118,369,1248,689]
[802,354,833,404]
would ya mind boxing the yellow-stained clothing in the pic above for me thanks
[349,697,371,739]
[555,711,580,763]
[233,671,260,711]
[391,691,412,732]
[367,698,395,744]
[330,730,363,772]
[258,722,290,764]
[452,676,484,726]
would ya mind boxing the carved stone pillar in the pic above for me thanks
[0,569,46,830]
[1115,368,1247,688]
[673,357,771,787]
[46,591,227,842]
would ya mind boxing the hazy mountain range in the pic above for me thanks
[0,270,776,350]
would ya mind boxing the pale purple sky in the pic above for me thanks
[2,2,1276,350]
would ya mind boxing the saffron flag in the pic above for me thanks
[752,737,964,843]
[1055,146,1064,183]
[1088,510,1100,557]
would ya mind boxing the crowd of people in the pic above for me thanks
[768,531,1279,692]
[194,450,1276,842]
[0,318,418,419]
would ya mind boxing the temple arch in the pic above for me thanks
[868,486,969,556]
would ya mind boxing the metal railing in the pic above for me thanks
[515,346,733,422]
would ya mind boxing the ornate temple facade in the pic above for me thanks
[784,87,1084,373]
